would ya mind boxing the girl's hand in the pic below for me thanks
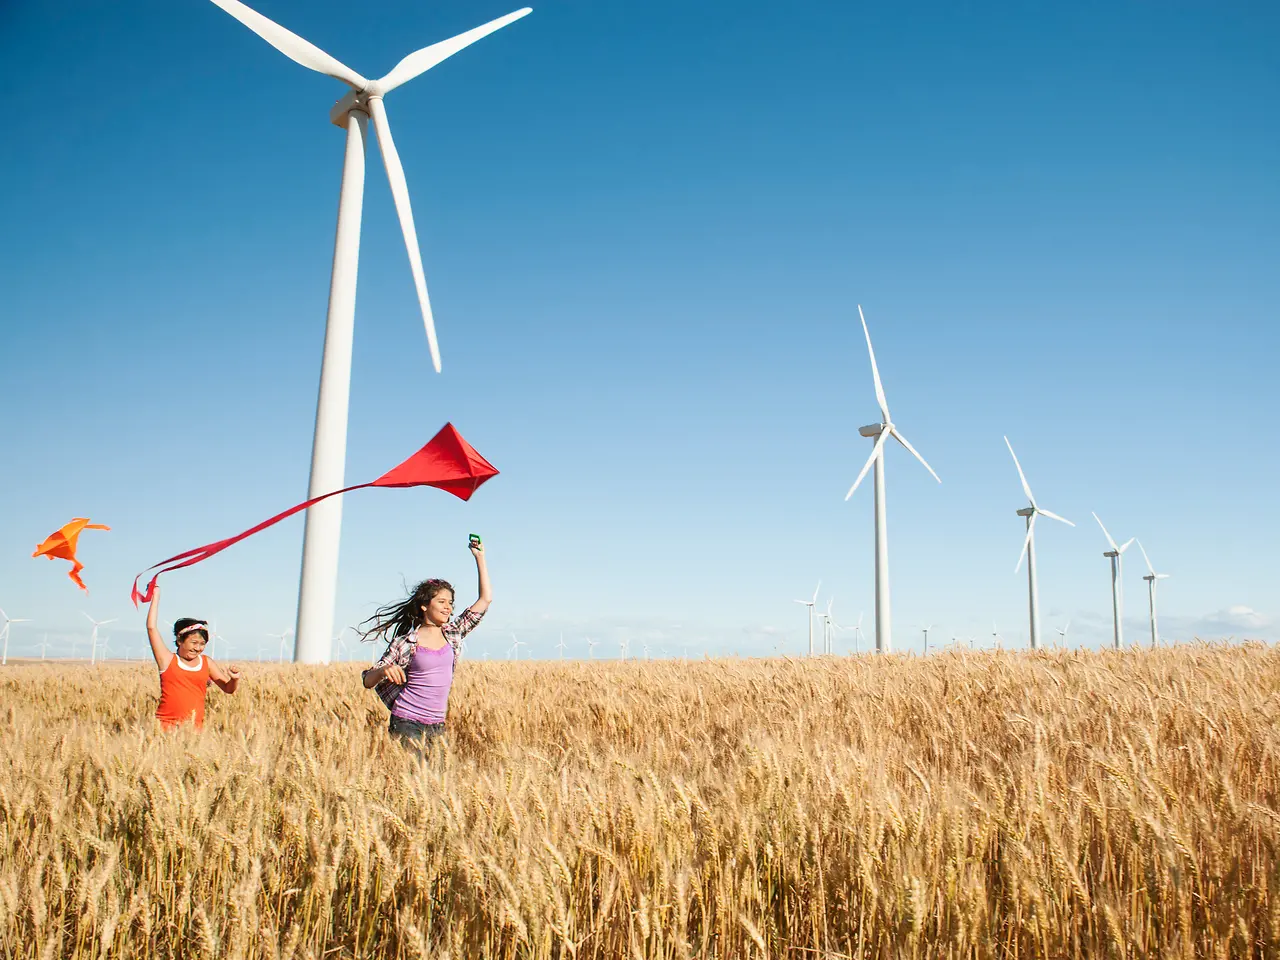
[469,538,484,559]
[381,664,407,685]
[227,666,241,681]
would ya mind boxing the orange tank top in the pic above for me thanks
[156,654,211,728]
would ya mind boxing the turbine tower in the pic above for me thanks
[1004,436,1075,650]
[844,306,941,653]
[200,0,533,663]
[1137,541,1170,647]
[921,623,932,655]
[1093,513,1134,649]
[587,637,599,659]
[1,608,32,666]
[84,614,117,666]
[793,580,820,657]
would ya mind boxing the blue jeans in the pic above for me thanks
[389,714,446,750]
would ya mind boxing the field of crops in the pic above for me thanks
[2,644,1279,959]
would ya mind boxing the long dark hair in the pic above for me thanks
[359,578,455,647]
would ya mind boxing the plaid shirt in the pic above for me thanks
[362,606,486,712]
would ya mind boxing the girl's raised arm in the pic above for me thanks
[145,588,174,672]
[468,538,492,615]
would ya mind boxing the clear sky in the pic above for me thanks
[1,0,1277,662]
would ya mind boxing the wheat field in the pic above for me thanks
[1,644,1279,959]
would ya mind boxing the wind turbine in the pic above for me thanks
[587,637,599,660]
[619,637,630,661]
[1,608,32,666]
[40,633,49,660]
[84,614,117,666]
[991,621,1004,650]
[1056,620,1071,648]
[1004,436,1075,650]
[1137,541,1171,647]
[851,612,865,655]
[1093,513,1135,649]
[642,643,651,661]
[793,580,821,657]
[844,306,941,653]
[556,633,566,659]
[816,599,832,655]
[200,0,533,664]
[268,629,294,663]
[921,624,932,655]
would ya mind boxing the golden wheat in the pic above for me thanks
[2,643,1279,958]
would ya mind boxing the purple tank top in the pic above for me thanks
[390,643,455,724]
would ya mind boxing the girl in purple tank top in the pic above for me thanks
[360,536,492,749]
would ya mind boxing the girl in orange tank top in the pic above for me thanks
[146,586,240,729]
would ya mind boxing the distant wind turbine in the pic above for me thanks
[844,306,940,653]
[991,621,1004,650]
[852,611,865,655]
[1004,436,1075,650]
[921,624,932,655]
[84,614,117,667]
[1,608,32,666]
[1056,620,1071,648]
[268,629,294,663]
[642,643,651,661]
[619,637,630,661]
[1093,513,1135,649]
[1137,541,1171,647]
[816,598,834,655]
[793,580,821,657]
[508,634,527,660]
[556,633,566,659]
[587,637,599,660]
[40,632,49,660]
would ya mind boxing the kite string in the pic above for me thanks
[131,481,375,606]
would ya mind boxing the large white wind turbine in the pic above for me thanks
[1004,436,1075,649]
[1,608,32,666]
[793,580,821,657]
[200,0,532,664]
[84,614,117,666]
[1137,541,1171,647]
[1093,513,1135,649]
[844,306,941,653]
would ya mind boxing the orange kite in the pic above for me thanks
[33,518,110,591]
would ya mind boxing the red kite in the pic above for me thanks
[131,422,498,605]
[33,518,111,592]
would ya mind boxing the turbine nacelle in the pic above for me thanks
[858,423,886,438]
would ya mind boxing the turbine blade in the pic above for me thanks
[377,8,532,92]
[367,98,442,372]
[889,427,941,483]
[1136,540,1155,576]
[1092,512,1119,552]
[812,580,822,604]
[1119,537,1135,554]
[1037,507,1075,527]
[857,305,890,423]
[83,612,95,625]
[1004,436,1035,505]
[1015,513,1036,574]
[1156,573,1171,580]
[206,0,367,88]
[844,428,890,500]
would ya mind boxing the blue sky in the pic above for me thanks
[1,0,1277,662]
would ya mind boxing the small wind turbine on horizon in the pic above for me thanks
[1057,620,1071,647]
[921,624,932,655]
[844,306,941,654]
[851,611,865,655]
[199,0,534,663]
[39,633,48,660]
[268,629,294,663]
[619,637,630,661]
[1137,541,1171,647]
[1,608,32,666]
[1005,436,1075,650]
[556,633,566,659]
[508,634,527,660]
[84,614,117,666]
[587,637,599,659]
[793,581,821,657]
[816,598,834,655]
[1093,513,1135,649]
